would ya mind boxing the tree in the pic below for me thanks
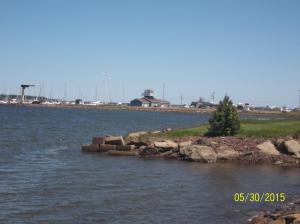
[208,95,240,136]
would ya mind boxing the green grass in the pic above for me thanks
[165,125,209,138]
[238,119,300,138]
[161,119,300,139]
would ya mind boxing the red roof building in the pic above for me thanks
[130,89,170,107]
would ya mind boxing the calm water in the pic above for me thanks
[0,105,299,224]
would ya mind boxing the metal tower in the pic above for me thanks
[20,84,35,103]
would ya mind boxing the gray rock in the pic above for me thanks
[284,140,300,158]
[183,145,217,163]
[179,145,191,156]
[179,140,192,149]
[154,140,178,149]
[257,141,280,156]
[215,145,239,160]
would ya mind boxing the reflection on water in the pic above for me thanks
[0,106,299,224]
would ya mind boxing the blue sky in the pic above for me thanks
[0,0,299,107]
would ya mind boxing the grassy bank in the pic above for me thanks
[238,119,300,138]
[156,119,300,139]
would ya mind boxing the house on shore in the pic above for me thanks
[130,89,170,107]
[190,97,217,109]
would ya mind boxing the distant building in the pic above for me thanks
[190,97,217,108]
[75,99,83,105]
[130,89,170,107]
[281,106,292,113]
[237,102,252,111]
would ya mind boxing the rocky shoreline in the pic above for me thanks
[248,197,300,224]
[81,129,300,168]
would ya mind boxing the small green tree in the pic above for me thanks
[208,95,240,136]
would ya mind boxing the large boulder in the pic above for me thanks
[180,145,191,156]
[182,145,217,163]
[105,135,125,146]
[179,141,192,155]
[191,145,217,163]
[284,140,300,158]
[215,145,239,160]
[179,140,192,149]
[257,141,280,156]
[154,140,178,149]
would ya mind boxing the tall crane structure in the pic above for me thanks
[20,84,35,104]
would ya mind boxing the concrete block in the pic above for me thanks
[99,144,117,152]
[115,145,135,151]
[92,136,105,144]
[81,144,100,152]
[105,136,125,146]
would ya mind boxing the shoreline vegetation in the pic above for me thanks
[121,119,300,168]
[82,119,300,168]
[138,119,300,140]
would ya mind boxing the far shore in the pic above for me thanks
[2,103,300,118]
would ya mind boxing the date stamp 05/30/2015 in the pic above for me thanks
[233,192,286,203]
